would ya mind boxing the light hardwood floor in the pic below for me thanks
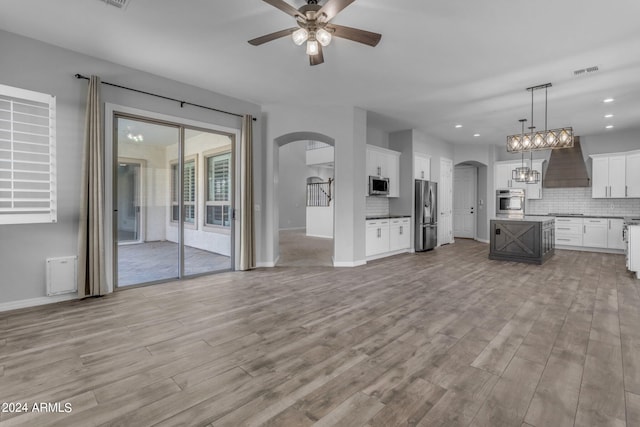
[1,240,639,426]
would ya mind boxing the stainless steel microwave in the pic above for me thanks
[369,176,389,196]
[496,188,525,217]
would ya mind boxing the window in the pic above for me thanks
[170,158,196,224]
[205,152,231,227]
[0,84,56,225]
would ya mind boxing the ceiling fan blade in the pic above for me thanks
[316,0,356,22]
[310,44,324,66]
[327,24,382,47]
[262,0,305,19]
[248,27,297,46]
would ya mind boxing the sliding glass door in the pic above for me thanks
[114,115,233,288]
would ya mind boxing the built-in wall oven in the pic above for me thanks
[496,188,525,217]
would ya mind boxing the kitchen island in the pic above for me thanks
[489,216,555,264]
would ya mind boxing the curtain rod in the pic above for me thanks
[74,74,257,121]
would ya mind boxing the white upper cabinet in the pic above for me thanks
[627,152,640,198]
[495,162,516,189]
[366,145,401,197]
[591,152,635,198]
[414,153,431,181]
[494,159,544,199]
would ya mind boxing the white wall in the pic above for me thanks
[366,127,389,149]
[0,30,261,305]
[263,104,367,267]
[278,142,309,230]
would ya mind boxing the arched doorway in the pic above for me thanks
[273,132,335,266]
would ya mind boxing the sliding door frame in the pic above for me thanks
[105,103,241,293]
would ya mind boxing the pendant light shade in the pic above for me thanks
[292,28,309,46]
[306,38,319,55]
[512,119,531,183]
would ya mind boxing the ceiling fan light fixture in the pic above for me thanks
[316,28,332,46]
[292,28,309,45]
[306,38,319,55]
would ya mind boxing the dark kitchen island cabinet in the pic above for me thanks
[489,217,555,265]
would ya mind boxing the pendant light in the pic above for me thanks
[512,119,530,182]
[506,83,573,152]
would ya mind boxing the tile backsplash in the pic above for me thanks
[527,187,640,216]
[366,196,389,216]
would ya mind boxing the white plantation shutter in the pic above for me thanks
[0,84,56,225]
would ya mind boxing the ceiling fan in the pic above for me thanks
[248,0,382,66]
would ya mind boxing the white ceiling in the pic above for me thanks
[2,0,640,146]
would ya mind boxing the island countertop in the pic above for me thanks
[492,216,555,223]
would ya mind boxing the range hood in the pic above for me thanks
[543,137,590,188]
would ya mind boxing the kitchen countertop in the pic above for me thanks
[492,216,555,223]
[366,215,411,220]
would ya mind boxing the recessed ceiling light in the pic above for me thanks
[606,125,614,129]
[455,124,463,128]
[604,114,614,118]
[603,98,615,103]
[473,133,480,137]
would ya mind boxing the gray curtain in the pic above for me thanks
[77,75,107,297]
[239,114,255,270]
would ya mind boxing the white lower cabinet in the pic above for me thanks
[366,218,411,258]
[366,220,389,257]
[555,217,583,246]
[582,218,607,248]
[390,218,411,251]
[555,216,626,251]
[607,218,626,250]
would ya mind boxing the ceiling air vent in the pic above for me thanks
[100,0,129,9]
[573,65,599,77]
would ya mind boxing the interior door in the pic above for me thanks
[439,157,454,245]
[453,166,477,239]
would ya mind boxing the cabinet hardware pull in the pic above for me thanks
[583,225,586,233]
[377,228,381,238]
[558,238,571,241]
[400,226,403,235]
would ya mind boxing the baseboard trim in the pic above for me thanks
[476,238,490,244]
[279,227,305,231]
[366,248,411,261]
[333,259,367,267]
[555,245,625,254]
[0,293,78,313]
[305,234,333,239]
[256,256,280,268]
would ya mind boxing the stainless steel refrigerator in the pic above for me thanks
[415,179,438,251]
